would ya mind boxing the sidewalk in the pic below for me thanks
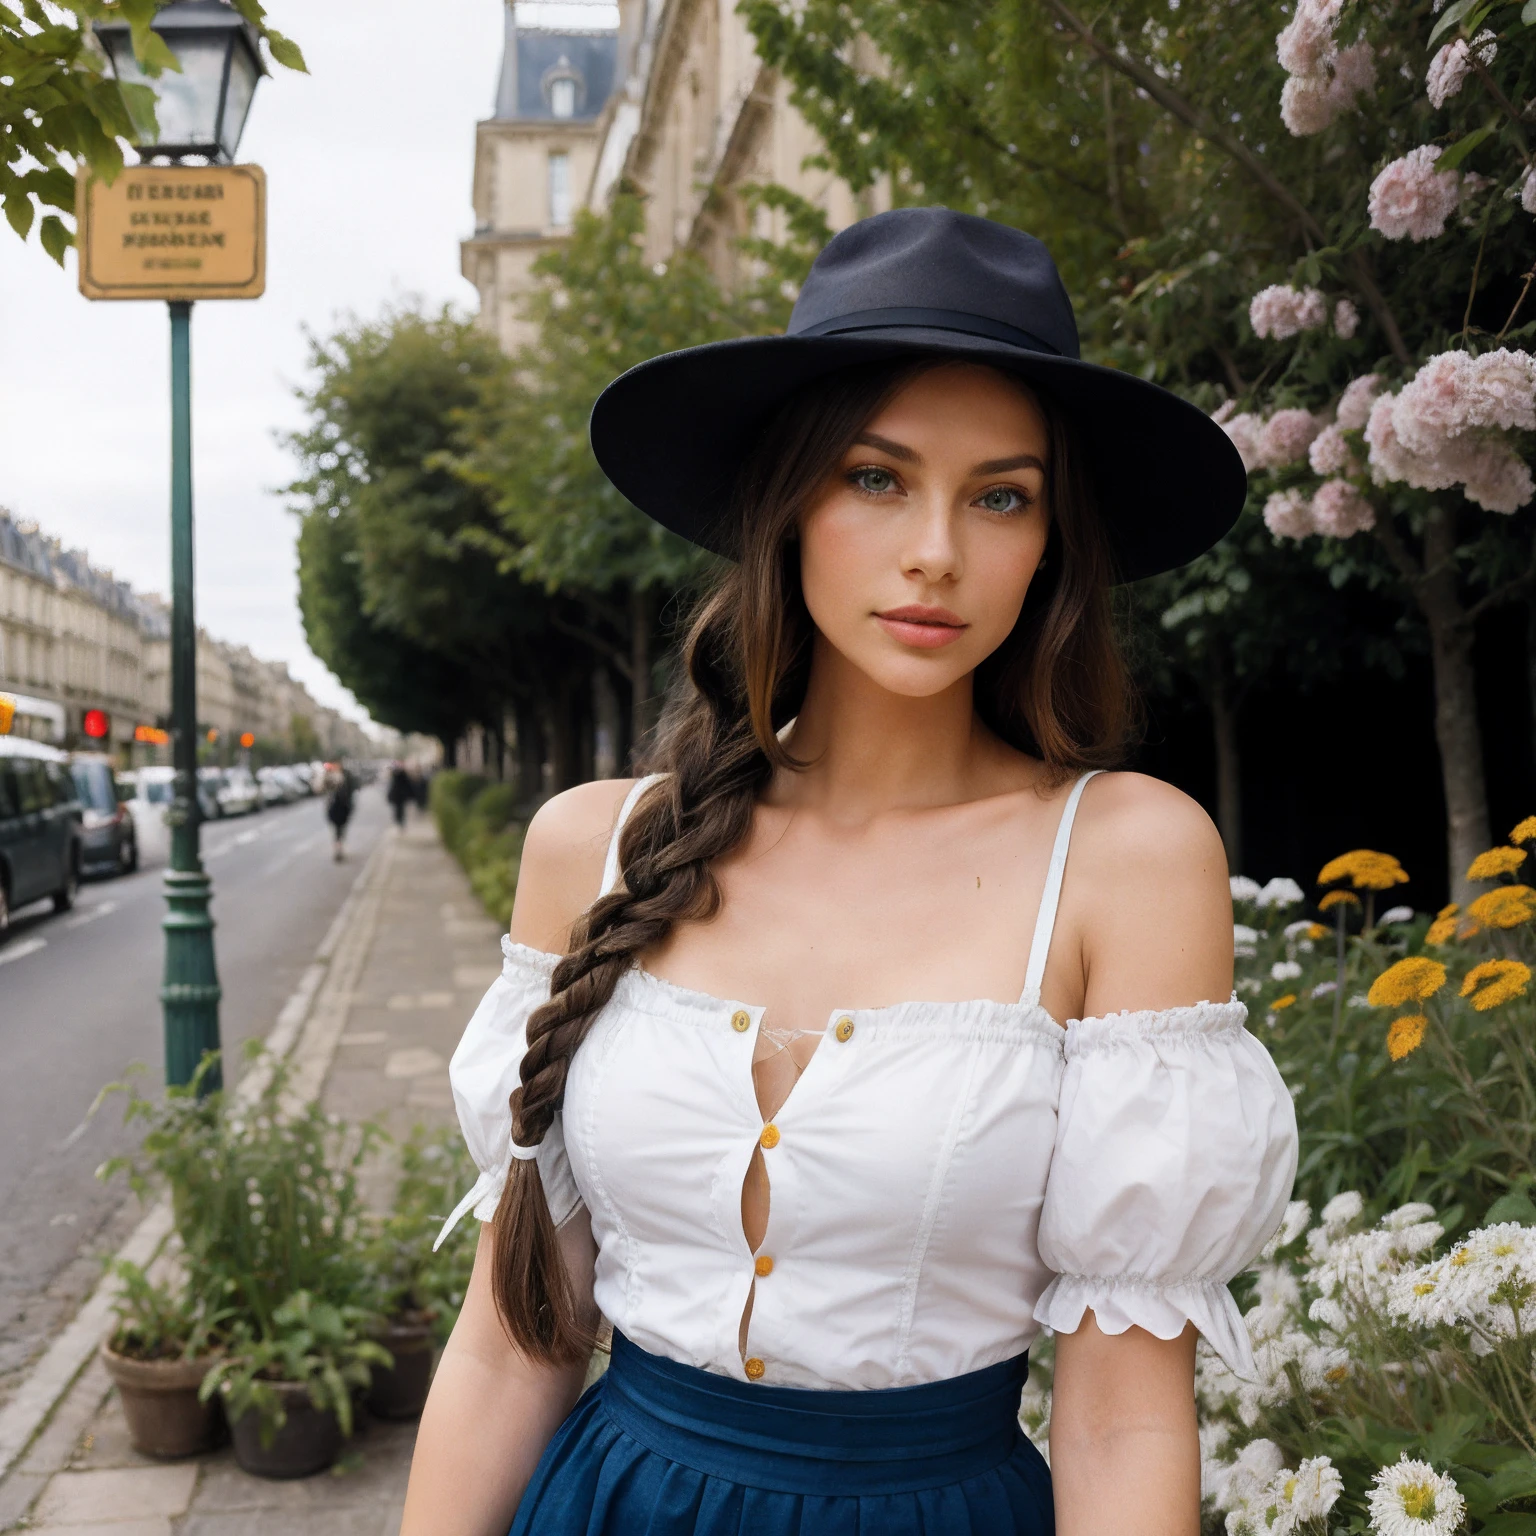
[0,814,502,1536]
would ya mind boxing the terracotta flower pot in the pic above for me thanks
[366,1313,436,1421]
[100,1343,221,1460]
[226,1381,343,1479]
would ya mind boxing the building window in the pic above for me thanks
[548,151,571,228]
[550,76,576,118]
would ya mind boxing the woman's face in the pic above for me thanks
[798,362,1050,700]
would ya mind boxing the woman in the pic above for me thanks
[325,764,354,862]
[401,209,1297,1536]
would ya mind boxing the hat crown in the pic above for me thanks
[787,208,1081,361]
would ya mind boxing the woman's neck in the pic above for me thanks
[774,637,1027,818]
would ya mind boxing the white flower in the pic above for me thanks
[1264,488,1317,540]
[1219,1439,1287,1511]
[1231,876,1263,902]
[1311,980,1337,998]
[1288,1456,1345,1520]
[1235,922,1260,958]
[1272,960,1303,981]
[1277,1200,1313,1250]
[1283,919,1315,940]
[1321,1190,1364,1228]
[1258,877,1305,909]
[1367,1455,1465,1535]
[1379,905,1414,925]
[1333,298,1359,338]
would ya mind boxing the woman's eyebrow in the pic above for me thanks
[852,431,919,462]
[973,453,1046,475]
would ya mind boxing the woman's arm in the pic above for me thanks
[398,1218,597,1536]
[1047,772,1233,1536]
[399,778,635,1536]
[1050,1317,1200,1536]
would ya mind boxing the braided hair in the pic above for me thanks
[490,357,1135,1362]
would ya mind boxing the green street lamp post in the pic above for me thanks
[95,1,268,1092]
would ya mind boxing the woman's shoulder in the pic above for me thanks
[1073,769,1224,874]
[508,778,643,954]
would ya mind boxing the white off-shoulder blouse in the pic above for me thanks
[440,772,1299,1389]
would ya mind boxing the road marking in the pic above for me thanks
[260,833,325,879]
[63,901,118,931]
[234,829,260,846]
[385,1047,444,1079]
[0,938,47,967]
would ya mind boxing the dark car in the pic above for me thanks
[0,738,83,937]
[69,755,138,877]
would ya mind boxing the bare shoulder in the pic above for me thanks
[1071,770,1227,880]
[1062,772,1233,1017]
[508,778,639,954]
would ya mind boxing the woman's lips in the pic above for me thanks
[874,605,969,649]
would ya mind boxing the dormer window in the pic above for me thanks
[543,57,583,118]
[550,76,576,118]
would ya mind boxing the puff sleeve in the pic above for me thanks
[1033,997,1298,1378]
[433,937,584,1250]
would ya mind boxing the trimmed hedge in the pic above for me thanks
[429,771,525,926]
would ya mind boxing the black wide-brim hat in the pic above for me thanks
[590,208,1246,583]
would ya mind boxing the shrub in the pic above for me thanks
[430,770,525,926]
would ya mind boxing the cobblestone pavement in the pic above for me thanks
[2,811,501,1535]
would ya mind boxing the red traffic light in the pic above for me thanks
[239,731,255,749]
[83,708,110,740]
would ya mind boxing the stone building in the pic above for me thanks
[462,3,621,352]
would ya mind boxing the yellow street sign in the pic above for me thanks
[76,164,266,301]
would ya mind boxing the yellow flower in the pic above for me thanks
[1387,1014,1427,1061]
[1424,915,1458,945]
[1319,890,1361,911]
[1307,922,1328,940]
[1437,903,1459,919]
[1511,816,1536,846]
[1318,849,1409,890]
[1467,885,1536,930]
[1368,957,1448,1008]
[1460,960,1532,1011]
[1466,846,1528,881]
[1272,994,1298,1010]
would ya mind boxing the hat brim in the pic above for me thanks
[589,327,1247,583]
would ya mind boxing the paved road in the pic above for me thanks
[0,787,390,1402]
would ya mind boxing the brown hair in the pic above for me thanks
[491,357,1135,1362]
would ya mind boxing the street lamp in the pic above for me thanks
[94,0,267,1094]
[95,1,266,165]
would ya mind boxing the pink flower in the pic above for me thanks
[1393,351,1473,454]
[1258,408,1324,469]
[1333,298,1359,339]
[1220,412,1264,472]
[1460,442,1534,514]
[1276,0,1343,76]
[1369,146,1461,241]
[1281,75,1339,135]
[1310,478,1375,536]
[1426,31,1496,109]
[1522,167,1536,216]
[1264,489,1317,540]
[1249,284,1329,340]
[1309,423,1358,476]
[1336,374,1383,430]
[1329,40,1376,105]
[1462,348,1536,433]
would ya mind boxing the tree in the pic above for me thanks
[2,0,304,263]
[743,0,1534,898]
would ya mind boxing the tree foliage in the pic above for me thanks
[1,0,305,264]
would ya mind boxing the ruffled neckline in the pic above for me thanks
[497,936,1243,1042]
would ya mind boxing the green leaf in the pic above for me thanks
[1484,1189,1536,1224]
[3,190,35,241]
[38,213,71,265]
[263,29,307,73]
[1474,1517,1536,1536]
[1429,0,1478,44]
[1438,123,1497,172]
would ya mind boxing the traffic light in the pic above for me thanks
[83,708,111,740]
[239,731,255,749]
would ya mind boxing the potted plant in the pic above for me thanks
[100,1259,230,1458]
[361,1125,479,1419]
[99,1048,388,1478]
[201,1291,390,1479]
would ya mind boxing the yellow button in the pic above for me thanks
[835,1016,855,1043]
[744,1357,766,1380]
[755,1254,774,1277]
[731,1009,751,1033]
[760,1124,780,1150]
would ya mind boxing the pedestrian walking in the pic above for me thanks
[401,209,1297,1536]
[386,761,414,831]
[325,764,354,862]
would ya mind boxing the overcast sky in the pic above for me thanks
[0,0,509,722]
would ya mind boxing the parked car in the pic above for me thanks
[69,755,137,876]
[218,767,261,817]
[119,767,174,864]
[0,737,83,936]
[196,767,226,821]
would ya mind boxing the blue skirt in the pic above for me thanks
[509,1332,1054,1535]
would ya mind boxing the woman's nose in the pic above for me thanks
[901,498,963,583]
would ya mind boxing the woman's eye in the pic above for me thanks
[977,486,1029,514]
[851,467,898,495]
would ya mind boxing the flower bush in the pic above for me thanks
[1023,815,1536,1531]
